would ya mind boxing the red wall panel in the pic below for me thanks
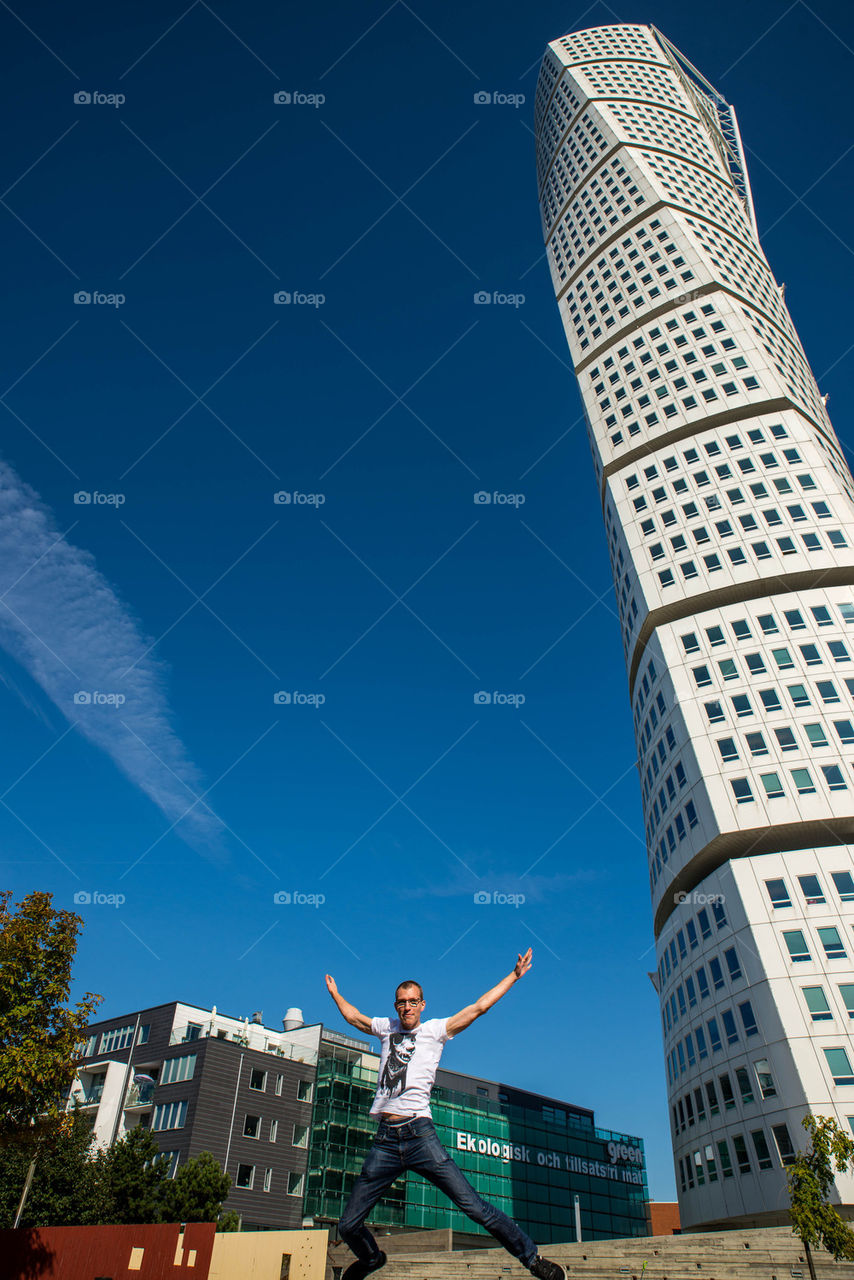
[0,1221,216,1280]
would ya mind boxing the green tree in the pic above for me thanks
[0,1110,97,1229]
[160,1152,232,1223]
[91,1126,168,1225]
[0,890,101,1146]
[787,1114,854,1280]
[1,1119,235,1229]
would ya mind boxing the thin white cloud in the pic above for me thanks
[0,458,224,851]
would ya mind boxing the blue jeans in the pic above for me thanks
[337,1117,537,1268]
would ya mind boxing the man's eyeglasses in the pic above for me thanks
[395,998,422,1008]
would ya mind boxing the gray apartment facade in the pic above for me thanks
[72,1000,318,1229]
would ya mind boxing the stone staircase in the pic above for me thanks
[379,1227,854,1280]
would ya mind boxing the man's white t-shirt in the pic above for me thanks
[369,1016,453,1118]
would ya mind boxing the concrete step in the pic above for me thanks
[379,1226,854,1280]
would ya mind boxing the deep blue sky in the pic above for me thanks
[2,0,853,1204]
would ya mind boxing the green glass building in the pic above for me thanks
[307,1032,649,1244]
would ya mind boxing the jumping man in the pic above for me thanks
[324,949,566,1280]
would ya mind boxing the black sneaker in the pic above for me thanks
[528,1258,566,1280]
[342,1251,387,1280]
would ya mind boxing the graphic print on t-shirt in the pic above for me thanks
[369,1017,453,1117]
[377,1031,417,1099]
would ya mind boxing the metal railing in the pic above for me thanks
[76,1083,104,1105]
[125,1082,155,1107]
[321,1028,371,1052]
[168,1022,318,1063]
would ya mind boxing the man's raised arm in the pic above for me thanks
[325,974,374,1035]
[446,947,533,1036]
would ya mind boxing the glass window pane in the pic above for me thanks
[732,1133,751,1173]
[838,984,854,1017]
[731,777,754,803]
[772,1124,796,1166]
[832,871,854,901]
[722,1009,739,1044]
[750,1129,773,1170]
[735,1066,754,1103]
[717,1139,734,1178]
[822,764,848,791]
[783,930,810,961]
[754,1059,777,1098]
[798,874,824,903]
[792,768,816,794]
[803,986,832,1019]
[818,927,846,958]
[765,878,791,907]
[739,1000,759,1036]
[824,1047,854,1084]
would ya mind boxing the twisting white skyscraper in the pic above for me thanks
[535,24,854,1229]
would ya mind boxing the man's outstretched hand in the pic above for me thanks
[446,947,534,1035]
[323,974,371,1034]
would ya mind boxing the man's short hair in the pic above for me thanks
[395,979,424,1001]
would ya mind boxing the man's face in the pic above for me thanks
[394,986,424,1030]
